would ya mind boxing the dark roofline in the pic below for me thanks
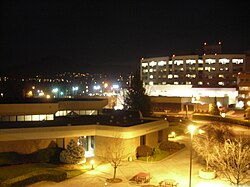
[0,97,107,104]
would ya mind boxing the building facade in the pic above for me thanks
[141,54,246,87]
[0,98,169,159]
[237,72,250,108]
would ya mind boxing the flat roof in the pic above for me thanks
[0,97,107,104]
[0,115,156,129]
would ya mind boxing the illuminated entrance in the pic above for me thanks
[78,136,95,157]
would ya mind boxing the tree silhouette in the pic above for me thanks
[123,71,151,117]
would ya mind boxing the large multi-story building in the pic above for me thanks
[141,43,247,87]
[141,53,246,87]
[140,44,249,112]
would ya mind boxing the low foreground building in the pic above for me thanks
[0,98,169,159]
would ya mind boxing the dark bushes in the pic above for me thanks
[136,145,153,157]
[0,147,64,166]
[159,141,185,153]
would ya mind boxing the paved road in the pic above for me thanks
[28,127,250,187]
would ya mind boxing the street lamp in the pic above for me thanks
[188,125,197,187]
[90,159,95,170]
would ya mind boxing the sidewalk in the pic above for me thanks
[28,134,242,187]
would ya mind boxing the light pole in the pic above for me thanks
[90,159,95,170]
[188,125,196,187]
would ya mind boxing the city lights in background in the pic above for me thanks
[93,85,101,90]
[72,86,79,91]
[19,73,128,100]
[52,88,58,93]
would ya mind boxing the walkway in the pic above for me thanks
[28,133,248,187]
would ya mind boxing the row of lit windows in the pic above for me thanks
[0,114,54,122]
[143,67,231,75]
[146,74,230,80]
[142,58,244,67]
[55,110,98,117]
[147,80,231,86]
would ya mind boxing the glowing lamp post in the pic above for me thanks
[90,159,95,170]
[188,125,196,187]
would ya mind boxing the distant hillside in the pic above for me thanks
[0,56,137,77]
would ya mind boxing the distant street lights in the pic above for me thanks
[188,125,197,187]
[52,88,59,98]
[72,86,79,97]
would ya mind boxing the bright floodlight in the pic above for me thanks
[52,88,58,93]
[72,86,79,91]
[93,85,101,90]
[112,84,119,89]
[188,125,196,135]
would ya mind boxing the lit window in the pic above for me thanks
[158,61,166,66]
[168,75,173,79]
[239,86,250,91]
[149,81,154,85]
[198,59,203,64]
[186,82,192,85]
[168,61,172,65]
[149,61,157,67]
[150,75,154,79]
[174,60,183,65]
[218,82,225,86]
[205,59,216,64]
[174,75,179,78]
[186,59,196,64]
[232,59,243,64]
[219,58,229,64]
[198,81,203,85]
[219,74,225,78]
[205,67,211,72]
[149,69,153,72]
[174,82,179,85]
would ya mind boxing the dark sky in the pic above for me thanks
[1,0,250,76]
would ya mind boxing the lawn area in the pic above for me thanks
[137,150,170,162]
[0,163,86,184]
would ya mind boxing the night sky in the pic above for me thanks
[1,1,250,76]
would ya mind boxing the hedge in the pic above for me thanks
[0,147,64,166]
[0,169,67,187]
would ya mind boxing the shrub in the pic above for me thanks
[0,152,26,166]
[1,169,67,187]
[159,141,185,152]
[32,147,64,163]
[60,139,85,164]
[0,147,64,166]
[136,145,153,157]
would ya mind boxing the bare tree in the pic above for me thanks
[193,133,215,171]
[103,137,129,182]
[212,139,250,186]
